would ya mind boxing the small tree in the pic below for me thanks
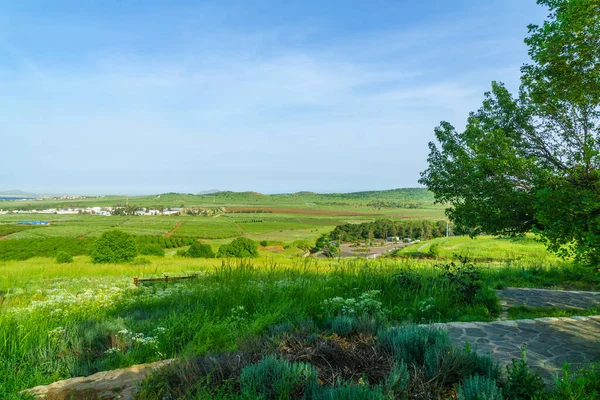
[185,243,215,258]
[139,244,165,257]
[91,230,138,263]
[428,244,440,258]
[217,237,259,258]
[55,251,73,264]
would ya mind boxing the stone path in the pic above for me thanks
[498,288,600,310]
[430,288,600,384]
[435,316,600,384]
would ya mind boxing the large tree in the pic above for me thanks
[420,0,600,266]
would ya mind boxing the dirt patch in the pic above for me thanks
[0,235,8,241]
[165,221,183,238]
[262,245,285,253]
[339,242,408,258]
[278,333,393,386]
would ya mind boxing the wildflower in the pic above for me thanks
[104,347,121,355]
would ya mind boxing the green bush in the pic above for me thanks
[55,251,73,264]
[131,256,151,265]
[458,374,503,400]
[0,237,93,261]
[424,342,500,384]
[217,237,258,258]
[90,230,138,263]
[260,240,268,247]
[503,348,545,399]
[379,325,451,367]
[139,244,165,257]
[239,356,318,399]
[185,243,215,258]
[429,243,440,257]
[440,257,482,304]
[330,315,356,336]
[310,383,386,399]
[550,362,600,400]
[386,360,409,394]
[176,248,187,257]
[473,288,501,316]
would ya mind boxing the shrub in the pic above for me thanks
[131,256,151,265]
[139,244,165,257]
[386,360,409,394]
[260,240,268,247]
[176,248,187,257]
[458,375,503,400]
[550,362,600,400]
[473,288,501,316]
[217,237,258,258]
[429,243,440,258]
[310,382,386,399]
[330,315,356,336]
[379,325,451,367]
[90,230,138,263]
[0,237,93,261]
[185,243,215,258]
[439,257,482,304]
[55,251,73,264]
[502,347,545,399]
[424,342,500,384]
[239,356,318,399]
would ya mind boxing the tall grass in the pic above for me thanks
[0,258,504,397]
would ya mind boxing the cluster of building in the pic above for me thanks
[0,207,183,216]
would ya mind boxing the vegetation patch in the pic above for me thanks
[91,230,138,263]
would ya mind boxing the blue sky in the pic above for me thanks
[0,0,547,195]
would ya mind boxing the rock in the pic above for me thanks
[21,359,173,400]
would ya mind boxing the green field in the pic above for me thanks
[397,234,561,265]
[1,189,599,398]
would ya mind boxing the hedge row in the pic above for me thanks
[0,235,197,261]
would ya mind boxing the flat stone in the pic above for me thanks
[21,359,173,400]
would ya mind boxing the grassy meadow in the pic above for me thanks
[1,189,599,398]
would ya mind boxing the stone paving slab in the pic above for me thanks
[432,316,600,384]
[497,288,600,310]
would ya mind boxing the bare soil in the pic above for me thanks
[165,221,183,238]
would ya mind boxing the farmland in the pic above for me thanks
[1,189,599,399]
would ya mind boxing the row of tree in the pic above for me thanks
[91,231,260,263]
[331,219,451,242]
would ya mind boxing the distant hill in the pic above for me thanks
[0,190,36,197]
[197,189,222,195]
[0,188,438,210]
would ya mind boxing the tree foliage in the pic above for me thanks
[217,237,259,258]
[90,230,138,263]
[55,251,73,264]
[332,219,449,242]
[420,0,600,265]
[139,244,165,257]
[185,242,215,258]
